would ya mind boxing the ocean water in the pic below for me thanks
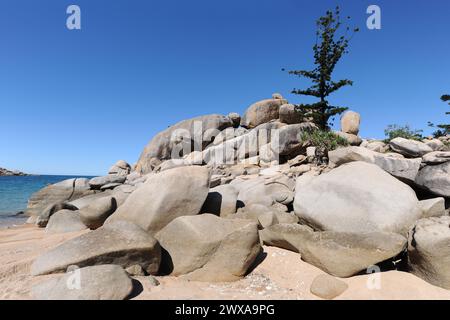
[0,175,92,228]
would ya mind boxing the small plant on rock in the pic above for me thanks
[384,124,423,142]
[300,129,349,164]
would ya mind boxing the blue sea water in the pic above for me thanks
[0,175,92,228]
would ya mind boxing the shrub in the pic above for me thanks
[300,130,349,151]
[384,124,423,141]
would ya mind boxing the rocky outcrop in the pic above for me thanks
[0,167,29,176]
[106,166,210,235]
[294,162,421,235]
[31,220,161,276]
[156,214,261,282]
[31,265,133,300]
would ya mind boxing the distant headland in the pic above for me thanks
[0,168,30,176]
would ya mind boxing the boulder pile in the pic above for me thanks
[25,94,450,299]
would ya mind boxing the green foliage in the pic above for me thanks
[300,129,349,151]
[284,7,358,130]
[428,94,450,138]
[384,124,423,141]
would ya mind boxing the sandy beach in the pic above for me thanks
[1,224,449,300]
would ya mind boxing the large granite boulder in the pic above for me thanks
[260,223,406,277]
[389,137,433,158]
[79,196,117,229]
[32,265,133,300]
[135,114,233,173]
[328,146,422,183]
[340,111,360,135]
[415,161,450,197]
[106,166,210,235]
[156,214,261,282]
[26,178,91,219]
[294,162,421,235]
[240,98,287,128]
[31,220,161,276]
[108,160,131,175]
[270,123,316,157]
[408,216,450,289]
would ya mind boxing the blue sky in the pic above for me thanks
[1,0,449,175]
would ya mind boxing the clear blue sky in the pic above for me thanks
[1,0,449,175]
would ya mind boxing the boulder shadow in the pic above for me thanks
[245,249,267,275]
[126,279,144,300]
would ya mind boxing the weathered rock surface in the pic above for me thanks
[408,216,450,289]
[31,220,161,276]
[260,223,406,277]
[310,274,348,300]
[334,131,362,146]
[45,210,87,234]
[418,198,446,218]
[294,162,421,235]
[108,160,131,175]
[107,166,210,235]
[279,104,303,124]
[340,111,360,135]
[389,137,433,158]
[156,214,261,282]
[89,175,126,190]
[79,196,117,229]
[422,151,450,164]
[415,161,450,197]
[240,98,287,128]
[328,146,422,183]
[135,114,233,173]
[235,175,294,208]
[32,265,133,300]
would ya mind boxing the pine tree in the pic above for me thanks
[428,94,450,137]
[285,7,358,130]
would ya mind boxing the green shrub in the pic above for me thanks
[300,130,349,151]
[384,124,423,142]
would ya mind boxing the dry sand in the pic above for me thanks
[1,224,450,300]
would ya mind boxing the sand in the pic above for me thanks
[1,224,450,300]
